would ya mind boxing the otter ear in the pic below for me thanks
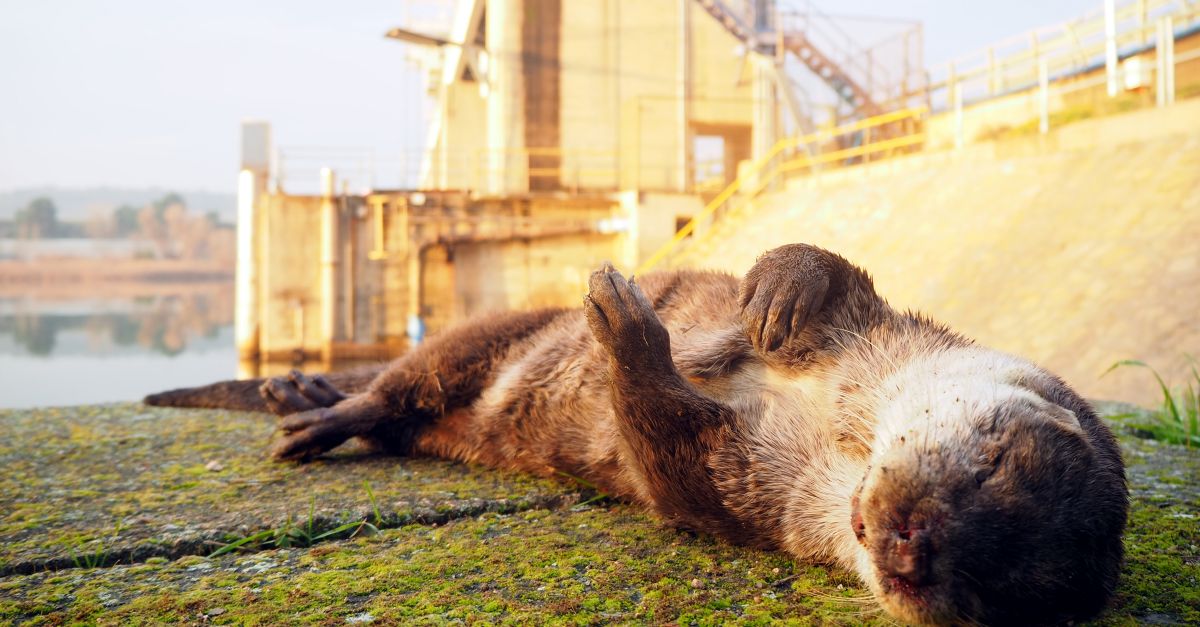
[1039,403,1086,438]
[1005,367,1090,438]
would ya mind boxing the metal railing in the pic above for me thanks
[636,106,927,274]
[930,0,1200,112]
[634,0,1197,276]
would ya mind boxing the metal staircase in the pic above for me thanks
[692,0,760,45]
[693,0,906,118]
[781,31,880,114]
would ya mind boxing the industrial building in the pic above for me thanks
[232,0,1199,384]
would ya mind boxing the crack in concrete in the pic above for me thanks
[1,493,585,577]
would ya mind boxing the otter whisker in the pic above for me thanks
[808,592,878,606]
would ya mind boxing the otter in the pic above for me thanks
[146,243,1128,625]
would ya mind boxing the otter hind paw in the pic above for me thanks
[270,406,363,462]
[269,394,386,462]
[259,370,347,416]
[269,408,343,461]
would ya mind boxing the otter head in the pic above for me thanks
[852,352,1127,625]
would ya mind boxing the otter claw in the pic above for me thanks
[584,263,671,370]
[738,244,834,353]
[258,371,347,416]
[270,408,344,461]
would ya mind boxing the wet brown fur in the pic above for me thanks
[146,244,1127,625]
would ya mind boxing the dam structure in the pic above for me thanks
[234,0,1200,404]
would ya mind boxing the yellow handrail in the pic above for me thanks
[669,133,929,260]
[635,106,927,275]
[779,133,927,173]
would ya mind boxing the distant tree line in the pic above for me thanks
[1,193,235,261]
[7,197,82,238]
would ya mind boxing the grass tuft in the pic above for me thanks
[1104,357,1200,448]
[364,479,383,526]
[70,521,123,569]
[554,470,613,507]
[208,483,383,558]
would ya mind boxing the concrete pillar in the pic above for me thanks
[1038,59,1049,135]
[1156,17,1176,107]
[953,82,964,150]
[405,247,423,345]
[235,121,270,366]
[987,47,997,96]
[1105,0,1119,97]
[319,168,341,359]
[946,61,956,115]
[1137,0,1148,45]
[750,54,778,180]
[486,0,526,195]
[677,0,693,193]
[240,121,271,193]
[234,169,259,363]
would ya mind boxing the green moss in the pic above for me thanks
[0,403,577,571]
[1099,503,1200,624]
[1,403,1196,623]
[0,507,889,624]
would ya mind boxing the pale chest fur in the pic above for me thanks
[702,360,875,566]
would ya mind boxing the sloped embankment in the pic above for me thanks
[677,101,1200,405]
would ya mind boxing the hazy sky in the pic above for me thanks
[0,0,1100,194]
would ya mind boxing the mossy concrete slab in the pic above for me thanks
[1,506,871,626]
[0,402,1197,625]
[0,404,578,576]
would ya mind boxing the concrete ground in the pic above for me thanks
[0,402,1196,625]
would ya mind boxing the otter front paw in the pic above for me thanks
[738,244,837,352]
[584,262,671,372]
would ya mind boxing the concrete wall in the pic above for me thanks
[247,188,631,359]
[427,0,759,195]
[257,195,325,361]
[523,0,562,192]
[419,232,623,335]
[427,232,619,327]
[619,191,705,269]
[605,0,755,192]
[559,0,622,191]
[439,82,488,190]
[672,99,1200,405]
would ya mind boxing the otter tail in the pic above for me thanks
[144,379,272,412]
[143,365,386,412]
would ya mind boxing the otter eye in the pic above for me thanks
[974,468,991,487]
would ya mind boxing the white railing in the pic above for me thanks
[929,0,1200,112]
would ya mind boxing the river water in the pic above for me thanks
[0,286,239,408]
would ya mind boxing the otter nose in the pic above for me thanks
[883,522,931,587]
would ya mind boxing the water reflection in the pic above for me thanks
[0,285,238,408]
[0,289,233,358]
